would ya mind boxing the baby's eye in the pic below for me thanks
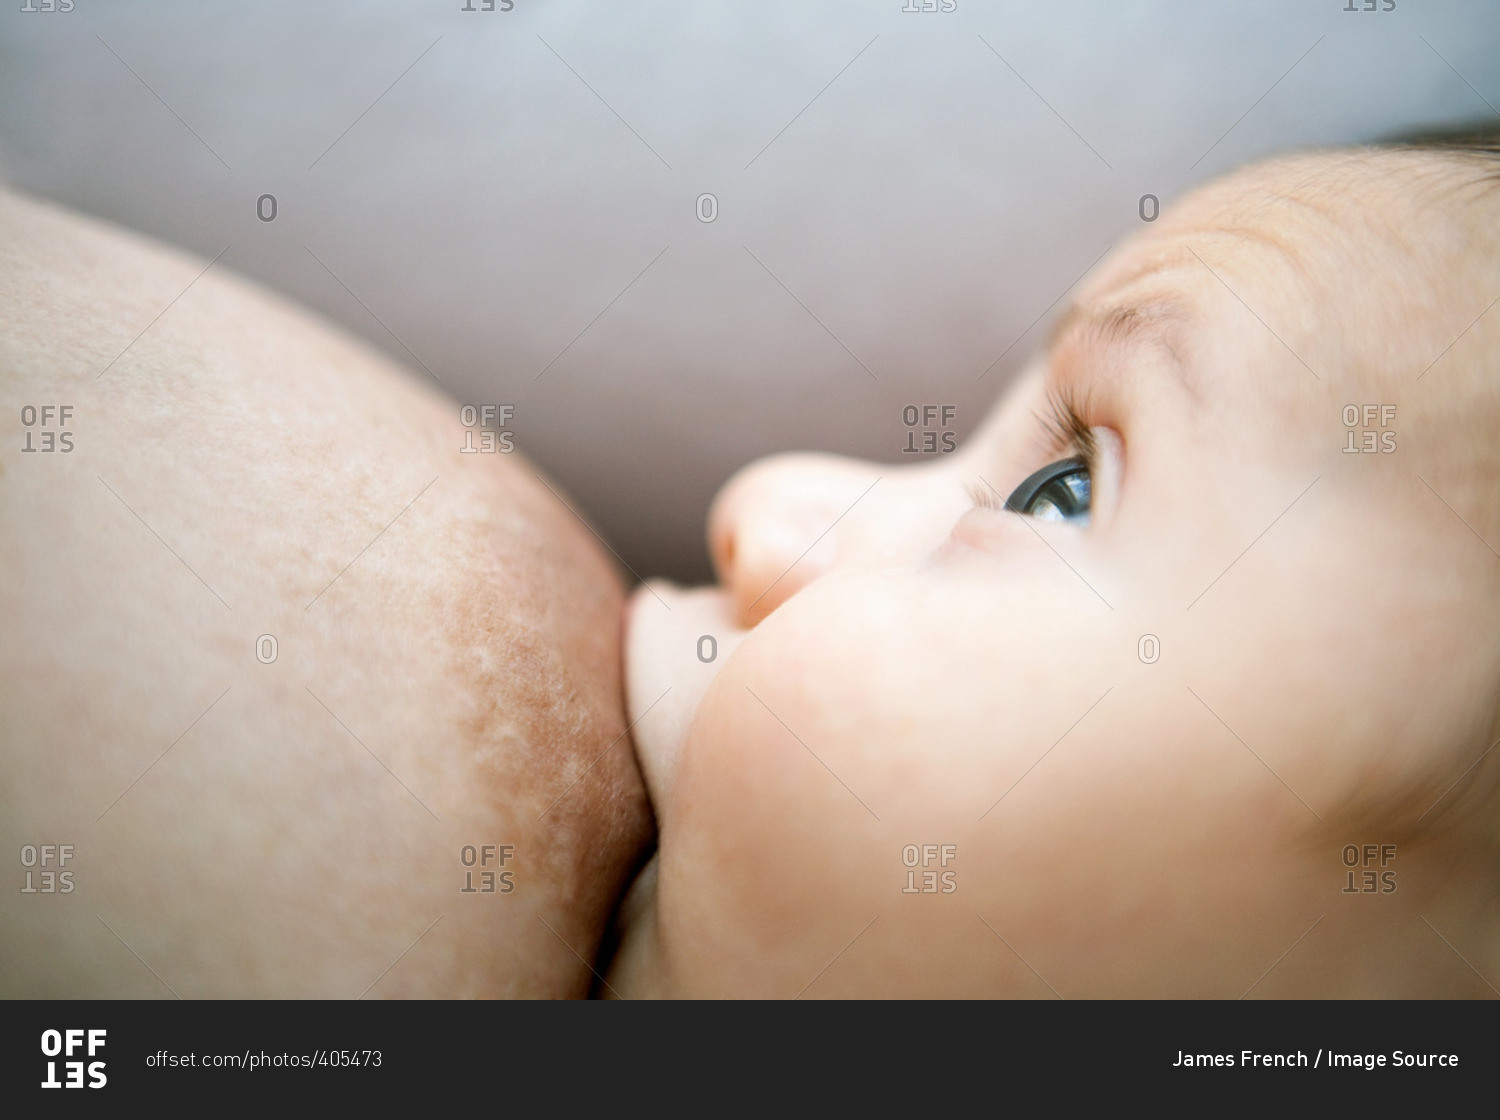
[1004,457,1091,524]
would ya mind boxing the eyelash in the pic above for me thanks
[964,386,1097,513]
[1038,385,1096,469]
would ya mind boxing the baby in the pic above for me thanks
[5,137,1497,999]
[609,138,1500,997]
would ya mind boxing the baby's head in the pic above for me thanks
[620,139,1500,997]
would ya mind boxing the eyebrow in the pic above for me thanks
[1045,292,1201,406]
[1048,296,1187,353]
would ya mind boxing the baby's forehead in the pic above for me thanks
[1055,148,1498,381]
[1168,146,1493,233]
[1095,151,1471,296]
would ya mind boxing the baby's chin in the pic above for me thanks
[624,582,748,804]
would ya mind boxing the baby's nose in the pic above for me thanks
[710,453,864,626]
[710,453,964,627]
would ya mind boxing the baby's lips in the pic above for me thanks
[624,582,746,803]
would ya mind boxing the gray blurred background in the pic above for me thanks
[2,0,1496,581]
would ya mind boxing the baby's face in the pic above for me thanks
[622,149,1500,997]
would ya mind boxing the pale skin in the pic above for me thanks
[0,187,651,997]
[612,148,1500,997]
[6,147,1499,1000]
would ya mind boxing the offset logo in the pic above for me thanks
[20,844,75,894]
[459,405,516,454]
[40,1029,106,1089]
[901,844,958,894]
[459,844,516,894]
[901,405,958,455]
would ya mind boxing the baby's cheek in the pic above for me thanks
[650,574,1088,995]
[655,579,933,994]
[653,572,1343,997]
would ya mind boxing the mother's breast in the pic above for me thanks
[0,188,651,997]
